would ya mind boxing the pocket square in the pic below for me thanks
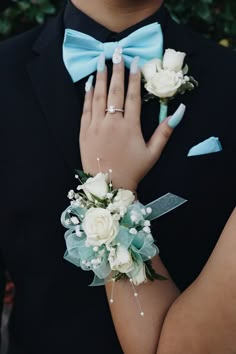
[187,137,222,157]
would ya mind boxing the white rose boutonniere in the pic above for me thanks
[142,48,198,123]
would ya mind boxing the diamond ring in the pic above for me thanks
[105,106,124,114]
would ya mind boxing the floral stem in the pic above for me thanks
[159,103,168,124]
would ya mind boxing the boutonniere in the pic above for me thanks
[141,49,198,123]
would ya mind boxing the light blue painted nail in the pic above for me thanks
[97,53,105,72]
[168,103,186,128]
[130,56,140,74]
[85,75,94,92]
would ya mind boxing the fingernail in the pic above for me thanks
[112,46,123,64]
[97,53,105,72]
[85,75,94,92]
[168,103,186,128]
[130,56,140,74]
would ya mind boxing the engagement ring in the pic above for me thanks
[105,106,124,114]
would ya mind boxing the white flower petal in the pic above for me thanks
[145,70,183,98]
[163,49,186,72]
[141,59,162,81]
[82,208,119,246]
[79,173,108,201]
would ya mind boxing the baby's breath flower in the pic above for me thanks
[144,220,151,227]
[71,216,79,225]
[129,228,138,235]
[143,226,151,234]
[67,190,75,199]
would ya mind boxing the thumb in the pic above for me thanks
[147,103,186,160]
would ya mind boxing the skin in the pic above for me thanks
[71,0,164,32]
[75,1,236,353]
[157,207,236,354]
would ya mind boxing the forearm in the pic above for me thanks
[157,207,236,354]
[105,255,180,354]
[156,282,213,354]
[157,281,236,354]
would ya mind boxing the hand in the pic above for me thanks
[80,56,185,191]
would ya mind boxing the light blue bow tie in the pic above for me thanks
[63,23,163,83]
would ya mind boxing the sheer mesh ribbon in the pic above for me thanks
[61,193,187,286]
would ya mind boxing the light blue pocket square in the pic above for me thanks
[187,137,223,157]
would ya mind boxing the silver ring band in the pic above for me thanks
[105,105,124,114]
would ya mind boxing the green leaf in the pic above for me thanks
[89,192,105,204]
[145,260,168,281]
[17,2,31,11]
[35,12,45,24]
[42,4,56,15]
[0,19,12,35]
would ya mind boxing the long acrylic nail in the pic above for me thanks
[97,53,105,72]
[85,75,94,92]
[112,46,123,64]
[130,56,140,74]
[168,103,186,128]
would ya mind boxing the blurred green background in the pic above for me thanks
[0,0,235,47]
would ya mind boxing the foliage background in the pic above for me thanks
[0,0,235,47]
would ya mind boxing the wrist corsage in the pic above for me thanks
[61,170,186,313]
[141,48,198,123]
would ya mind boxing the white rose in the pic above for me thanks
[78,173,108,201]
[145,70,183,98]
[163,49,186,73]
[109,245,134,273]
[141,58,162,82]
[82,208,119,246]
[112,189,135,211]
[132,263,147,286]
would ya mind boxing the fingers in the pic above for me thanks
[93,54,107,120]
[107,48,125,116]
[124,57,141,123]
[80,75,94,132]
[167,104,186,129]
[147,104,186,161]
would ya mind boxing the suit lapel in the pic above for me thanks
[27,11,82,171]
[163,8,199,55]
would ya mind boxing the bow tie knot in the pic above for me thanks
[63,23,163,83]
[103,42,120,59]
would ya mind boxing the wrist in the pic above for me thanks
[111,177,137,194]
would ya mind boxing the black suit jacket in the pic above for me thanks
[0,7,235,354]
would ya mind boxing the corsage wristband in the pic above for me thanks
[61,170,186,291]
